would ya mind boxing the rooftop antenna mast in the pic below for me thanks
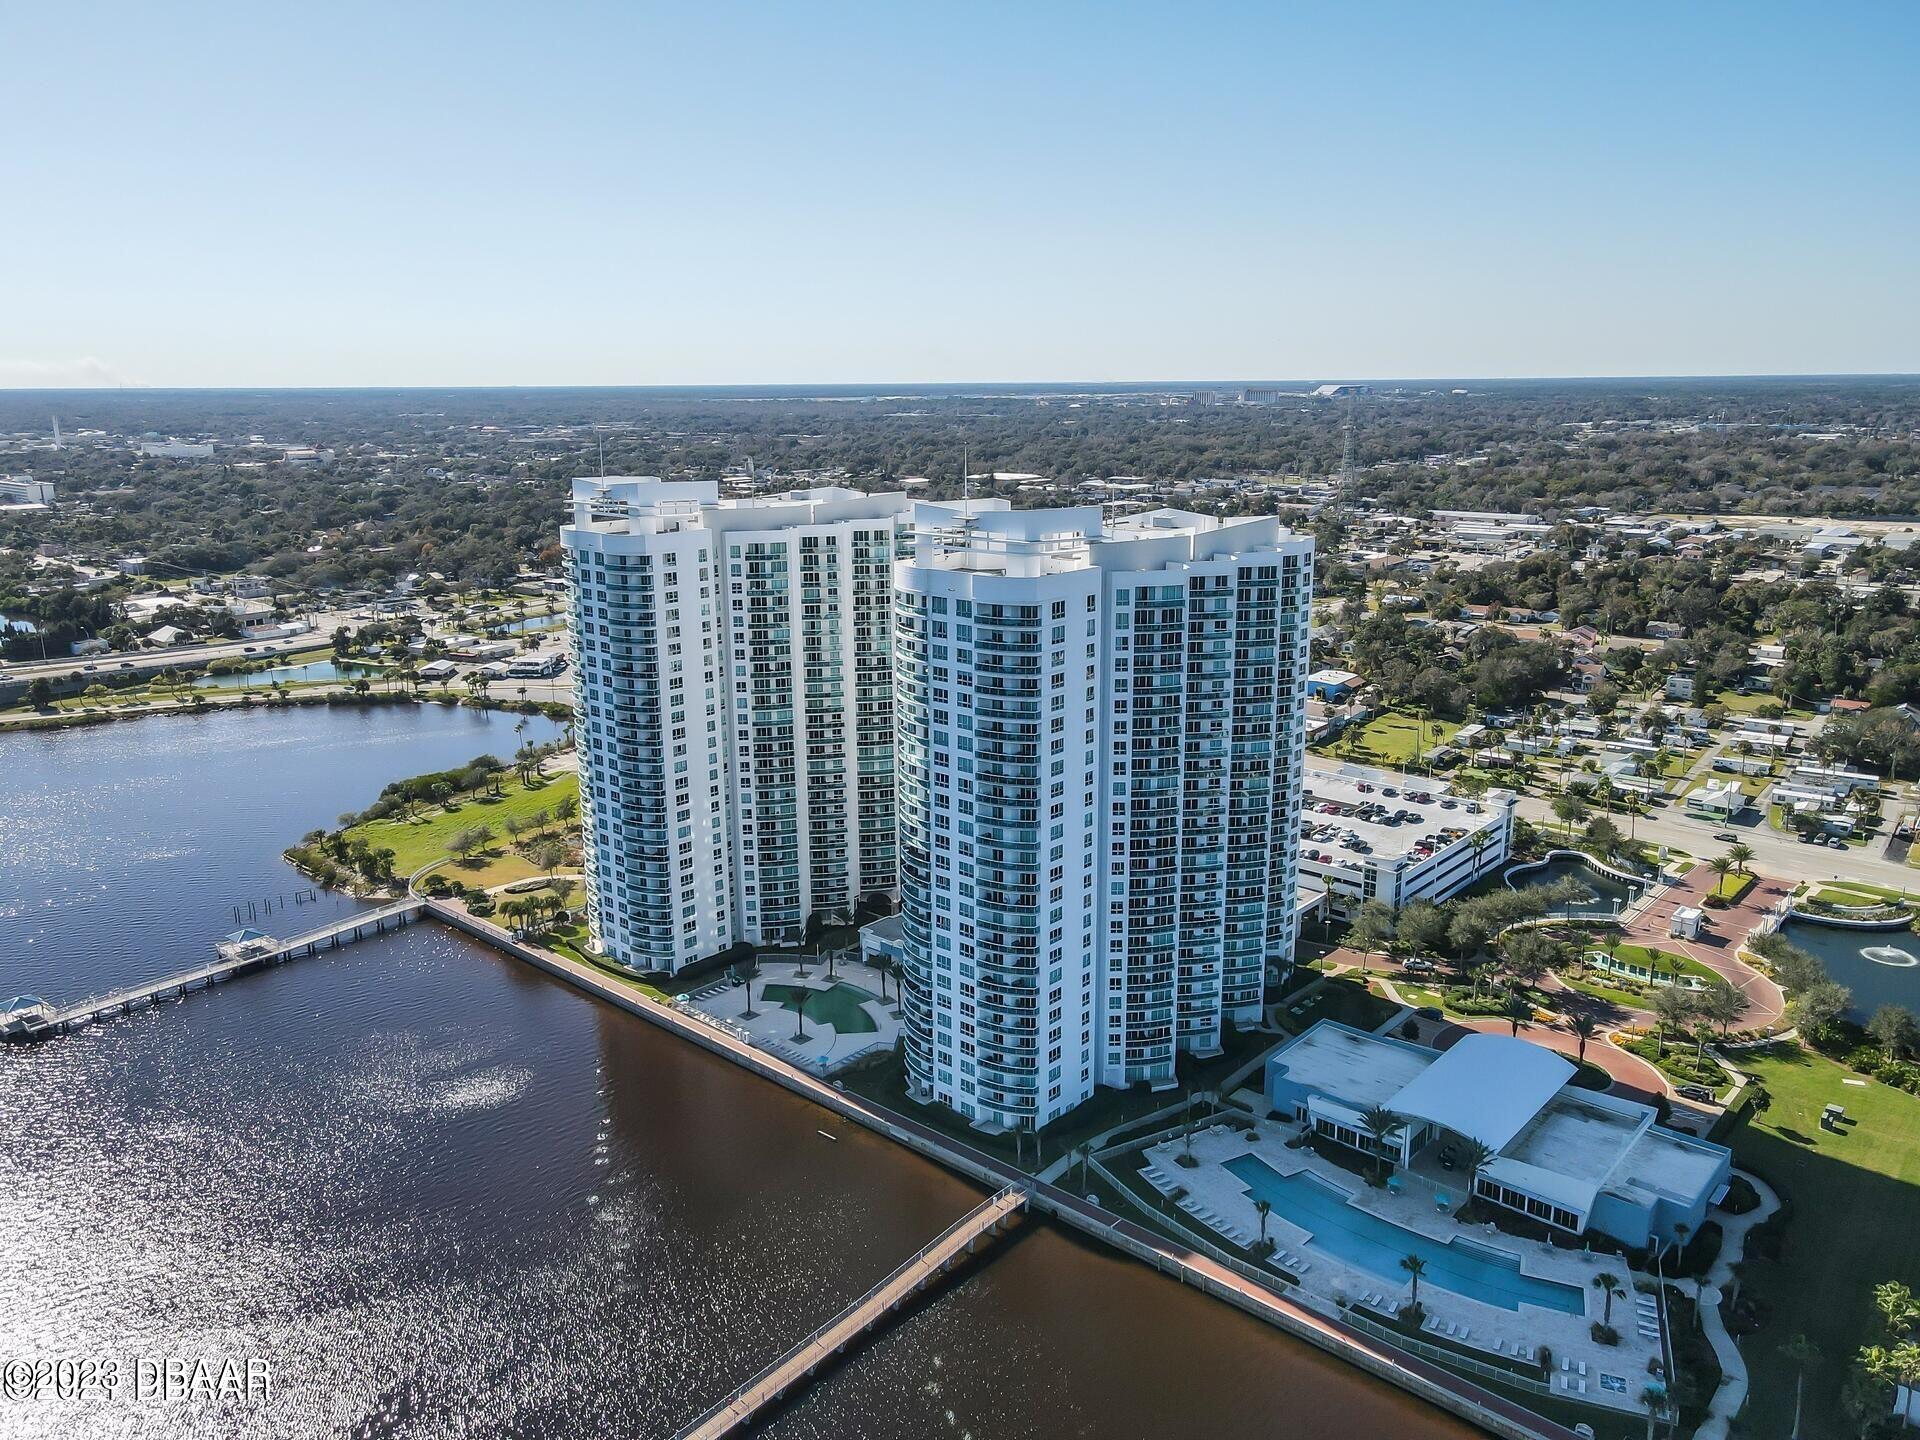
[51,416,62,450]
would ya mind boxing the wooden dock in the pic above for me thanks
[676,1186,1027,1439]
[5,899,425,1042]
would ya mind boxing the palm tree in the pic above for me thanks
[1457,1138,1497,1211]
[1593,1271,1624,1328]
[1568,1012,1600,1064]
[1074,1142,1094,1191]
[1640,1383,1667,1440]
[1358,1104,1404,1181]
[1400,1252,1428,1314]
[792,991,809,1042]
[1708,854,1734,895]
[1780,1333,1821,1440]
[1503,988,1531,1036]
[1254,1198,1273,1248]
[1727,842,1754,876]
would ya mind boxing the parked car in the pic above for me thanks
[1677,1084,1715,1103]
[1712,831,1738,842]
[1403,958,1436,974]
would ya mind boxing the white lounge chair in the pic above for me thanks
[1577,1360,1588,1377]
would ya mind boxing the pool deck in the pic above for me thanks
[1140,1125,1663,1413]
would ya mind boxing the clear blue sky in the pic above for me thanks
[4,0,1916,386]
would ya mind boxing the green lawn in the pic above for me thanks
[1600,944,1722,984]
[1388,981,1448,1011]
[759,981,881,1035]
[1726,1045,1920,1438]
[1711,872,1756,902]
[1315,708,1461,767]
[346,771,578,879]
[1276,975,1404,1034]
[545,926,672,1001]
[1811,882,1915,906]
[1559,971,1651,1012]
[1710,689,1816,719]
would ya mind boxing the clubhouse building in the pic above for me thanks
[1264,1022,1731,1251]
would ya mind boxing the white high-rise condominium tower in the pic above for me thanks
[893,506,1313,1130]
[563,478,994,973]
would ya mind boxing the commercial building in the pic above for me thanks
[1264,1022,1731,1250]
[1305,668,1361,701]
[1297,760,1516,920]
[893,506,1312,1130]
[0,475,54,505]
[564,477,988,973]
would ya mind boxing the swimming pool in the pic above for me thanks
[1223,1155,1586,1314]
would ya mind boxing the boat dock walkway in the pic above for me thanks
[676,1186,1027,1439]
[5,899,424,1042]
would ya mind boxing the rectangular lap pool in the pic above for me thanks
[1222,1155,1585,1314]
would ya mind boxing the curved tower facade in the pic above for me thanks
[896,506,1312,1130]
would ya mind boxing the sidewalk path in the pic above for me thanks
[1691,1169,1782,1440]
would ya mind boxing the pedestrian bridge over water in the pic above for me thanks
[676,1186,1028,1439]
[1,899,424,1042]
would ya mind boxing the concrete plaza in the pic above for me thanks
[681,956,902,1075]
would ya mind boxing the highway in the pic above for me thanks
[0,608,361,683]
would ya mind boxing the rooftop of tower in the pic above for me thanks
[908,504,1305,578]
[563,477,1000,539]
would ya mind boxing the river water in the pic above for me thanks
[0,705,1474,1439]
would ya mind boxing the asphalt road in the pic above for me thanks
[0,608,361,681]
[1514,791,1916,891]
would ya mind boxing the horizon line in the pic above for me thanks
[3,370,1920,395]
